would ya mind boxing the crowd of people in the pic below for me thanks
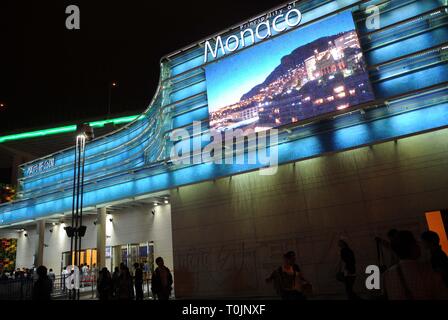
[4,228,448,301]
[95,256,173,300]
[266,229,448,300]
[25,256,173,301]
[0,266,45,281]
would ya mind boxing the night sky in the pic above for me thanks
[0,0,283,134]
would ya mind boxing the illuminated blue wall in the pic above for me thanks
[1,0,447,226]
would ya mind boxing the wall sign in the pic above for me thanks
[24,158,55,177]
[204,2,302,63]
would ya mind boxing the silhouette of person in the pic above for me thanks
[48,268,56,289]
[151,257,173,300]
[32,266,52,300]
[421,231,448,288]
[384,230,448,299]
[112,266,120,299]
[97,267,112,300]
[118,265,134,300]
[134,262,144,300]
[266,251,309,300]
[338,240,360,300]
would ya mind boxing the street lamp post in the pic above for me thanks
[107,82,117,119]
[65,123,94,300]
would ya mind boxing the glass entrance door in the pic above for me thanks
[111,242,154,279]
[61,249,97,273]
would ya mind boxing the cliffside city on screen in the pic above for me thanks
[206,11,376,133]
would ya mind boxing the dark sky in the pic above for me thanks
[0,0,284,134]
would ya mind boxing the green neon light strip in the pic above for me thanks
[0,115,142,143]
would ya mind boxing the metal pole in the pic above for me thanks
[74,136,84,300]
[70,139,78,268]
[78,137,86,269]
[107,85,112,119]
[74,137,83,269]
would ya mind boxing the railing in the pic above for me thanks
[0,274,174,300]
[53,273,98,300]
[0,278,34,300]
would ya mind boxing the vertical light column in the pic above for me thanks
[96,207,107,269]
[34,220,46,267]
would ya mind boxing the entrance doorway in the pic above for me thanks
[110,242,154,279]
[61,248,97,272]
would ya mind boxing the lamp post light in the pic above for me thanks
[65,123,94,300]
[107,81,118,119]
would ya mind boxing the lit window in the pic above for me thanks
[334,86,345,93]
[337,104,349,110]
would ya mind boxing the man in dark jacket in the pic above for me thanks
[32,266,52,300]
[421,231,448,287]
[151,257,173,300]
[118,264,134,300]
[134,262,144,300]
[338,240,360,300]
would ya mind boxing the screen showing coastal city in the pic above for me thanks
[205,11,375,133]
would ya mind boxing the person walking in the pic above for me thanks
[151,257,173,300]
[32,266,52,300]
[92,263,98,279]
[112,266,120,299]
[134,262,144,300]
[384,230,448,299]
[48,268,56,290]
[97,267,113,300]
[118,264,134,300]
[337,240,360,300]
[421,231,448,288]
[266,251,310,300]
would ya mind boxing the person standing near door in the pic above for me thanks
[337,240,360,300]
[384,230,448,299]
[118,264,134,300]
[151,257,173,300]
[112,266,120,299]
[134,262,144,300]
[421,231,448,288]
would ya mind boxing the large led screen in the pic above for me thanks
[206,11,375,133]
